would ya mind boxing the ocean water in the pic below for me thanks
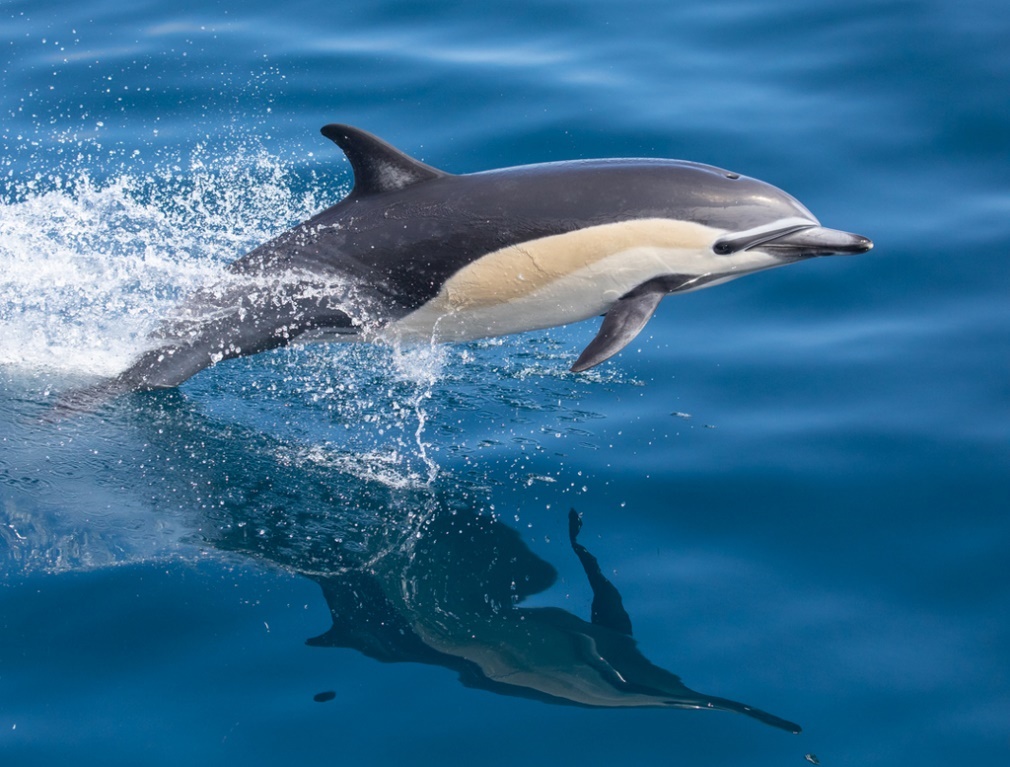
[1,0,1008,765]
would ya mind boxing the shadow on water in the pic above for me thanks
[2,389,800,734]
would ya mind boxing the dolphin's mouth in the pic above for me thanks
[714,224,873,259]
[757,225,873,258]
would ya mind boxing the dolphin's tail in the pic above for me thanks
[49,279,360,417]
[49,342,223,417]
[47,342,228,418]
[49,370,150,419]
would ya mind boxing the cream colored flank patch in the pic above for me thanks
[440,218,716,310]
[386,217,746,343]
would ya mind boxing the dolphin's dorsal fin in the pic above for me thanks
[321,124,448,196]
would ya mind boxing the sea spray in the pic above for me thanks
[0,141,329,377]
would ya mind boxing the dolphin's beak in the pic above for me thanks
[757,226,873,258]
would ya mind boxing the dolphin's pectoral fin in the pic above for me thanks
[320,123,449,197]
[571,290,664,372]
[568,509,634,636]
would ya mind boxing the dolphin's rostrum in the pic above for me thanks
[66,124,872,403]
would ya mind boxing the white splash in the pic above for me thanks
[392,343,448,484]
[0,144,325,379]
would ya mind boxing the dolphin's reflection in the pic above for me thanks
[298,505,799,732]
[31,394,799,733]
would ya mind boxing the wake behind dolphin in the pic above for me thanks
[61,124,871,407]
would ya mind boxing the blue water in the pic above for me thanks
[2,0,1008,764]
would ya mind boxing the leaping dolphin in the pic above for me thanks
[66,124,872,404]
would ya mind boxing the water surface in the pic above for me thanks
[2,1,1008,765]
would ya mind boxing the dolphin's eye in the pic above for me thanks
[725,172,740,180]
[713,223,817,255]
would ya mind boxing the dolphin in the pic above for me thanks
[63,124,872,405]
